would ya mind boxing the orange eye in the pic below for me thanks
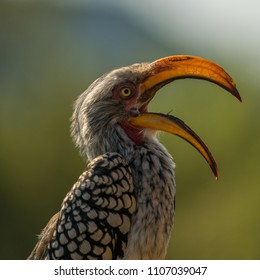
[120,87,133,98]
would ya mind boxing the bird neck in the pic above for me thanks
[83,124,156,163]
[81,124,134,161]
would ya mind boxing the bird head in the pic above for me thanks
[71,55,241,179]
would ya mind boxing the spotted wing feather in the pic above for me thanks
[28,153,136,260]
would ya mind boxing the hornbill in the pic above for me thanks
[28,55,241,260]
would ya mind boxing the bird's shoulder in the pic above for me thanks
[47,152,136,259]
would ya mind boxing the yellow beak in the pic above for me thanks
[129,55,241,179]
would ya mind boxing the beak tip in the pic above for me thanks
[229,85,242,102]
[234,89,242,102]
[211,162,218,180]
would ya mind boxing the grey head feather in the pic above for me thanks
[70,63,150,161]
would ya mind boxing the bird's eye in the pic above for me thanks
[120,87,133,98]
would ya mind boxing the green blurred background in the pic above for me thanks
[0,0,259,259]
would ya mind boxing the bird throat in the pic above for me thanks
[120,121,144,145]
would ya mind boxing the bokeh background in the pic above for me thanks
[0,0,259,259]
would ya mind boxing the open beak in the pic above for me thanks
[129,55,241,179]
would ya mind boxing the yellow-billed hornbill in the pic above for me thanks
[28,55,241,260]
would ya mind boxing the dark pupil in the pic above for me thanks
[124,89,130,95]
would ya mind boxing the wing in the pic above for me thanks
[28,153,136,260]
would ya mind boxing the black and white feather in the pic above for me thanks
[29,153,136,260]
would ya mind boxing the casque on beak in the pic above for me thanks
[129,55,241,179]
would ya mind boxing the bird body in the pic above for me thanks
[29,131,175,259]
[28,55,240,260]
